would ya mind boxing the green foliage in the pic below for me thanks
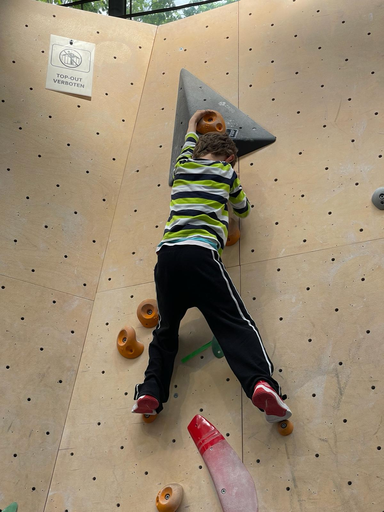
[83,1,108,14]
[132,0,179,24]
[37,0,108,14]
[84,1,108,14]
[36,0,238,24]
[182,0,237,19]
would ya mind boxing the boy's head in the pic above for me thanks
[192,132,238,165]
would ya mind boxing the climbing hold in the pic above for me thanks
[211,337,224,358]
[372,187,384,210]
[197,110,226,134]
[188,415,258,511]
[137,299,159,328]
[277,419,294,436]
[117,326,144,359]
[143,412,158,423]
[156,483,183,511]
[3,504,18,512]
[226,217,240,246]
[181,337,225,363]
[169,69,276,186]
[181,340,212,363]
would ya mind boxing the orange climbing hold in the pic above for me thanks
[197,110,226,135]
[117,326,144,359]
[156,483,183,512]
[277,419,294,436]
[137,299,159,328]
[226,217,240,246]
[143,413,158,424]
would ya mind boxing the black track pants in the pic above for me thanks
[134,245,281,413]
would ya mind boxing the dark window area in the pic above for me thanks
[36,0,238,25]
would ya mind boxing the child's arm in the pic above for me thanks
[229,172,251,218]
[173,110,215,179]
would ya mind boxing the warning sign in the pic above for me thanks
[46,35,95,97]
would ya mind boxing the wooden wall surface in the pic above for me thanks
[0,0,383,511]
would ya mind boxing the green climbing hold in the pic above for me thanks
[181,341,212,363]
[3,503,18,512]
[211,337,224,358]
[181,336,225,363]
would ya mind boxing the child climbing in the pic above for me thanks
[132,109,291,424]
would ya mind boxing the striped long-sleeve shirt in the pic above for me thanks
[157,132,251,256]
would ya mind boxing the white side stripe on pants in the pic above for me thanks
[211,250,274,379]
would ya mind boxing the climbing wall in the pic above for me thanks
[47,3,243,511]
[0,0,383,512]
[0,0,157,511]
[238,1,384,510]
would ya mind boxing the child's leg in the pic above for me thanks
[194,249,282,401]
[133,247,188,414]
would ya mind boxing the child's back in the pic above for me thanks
[158,130,250,256]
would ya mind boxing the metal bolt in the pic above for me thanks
[221,488,226,494]
[165,493,170,500]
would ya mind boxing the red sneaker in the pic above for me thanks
[252,381,292,423]
[131,395,159,415]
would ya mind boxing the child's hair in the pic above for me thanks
[192,132,238,165]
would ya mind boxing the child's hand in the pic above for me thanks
[188,110,215,132]
[190,109,212,121]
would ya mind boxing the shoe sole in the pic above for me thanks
[252,383,292,423]
[132,396,159,415]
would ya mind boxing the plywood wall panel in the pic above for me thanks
[100,2,240,291]
[238,0,384,266]
[240,239,384,511]
[46,268,241,512]
[0,0,156,299]
[0,275,93,512]
[0,0,155,510]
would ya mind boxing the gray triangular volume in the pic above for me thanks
[169,68,276,185]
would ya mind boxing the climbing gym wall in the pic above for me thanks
[0,1,383,512]
[0,0,157,511]
[239,1,384,510]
